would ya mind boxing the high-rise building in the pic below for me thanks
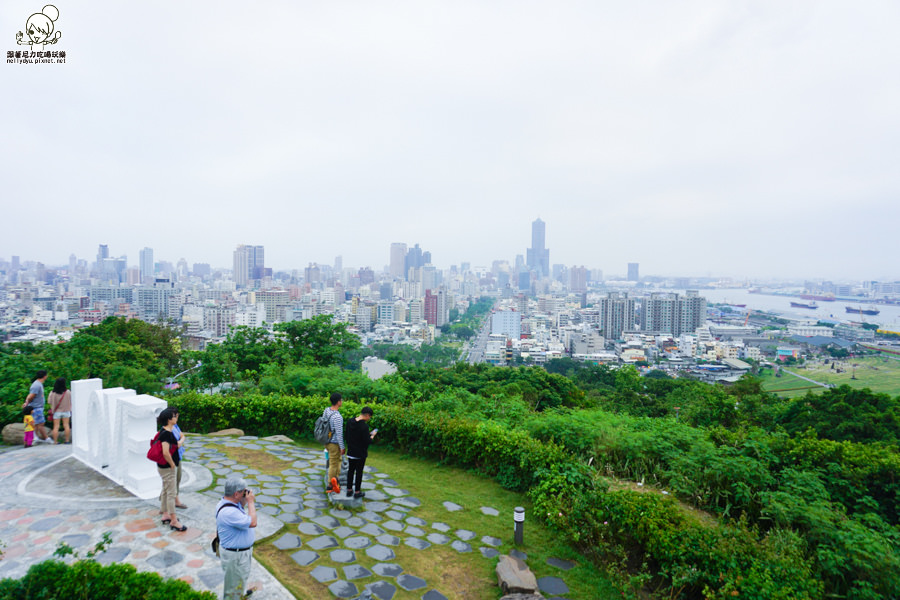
[627,262,640,282]
[233,245,265,288]
[96,244,109,270]
[390,243,407,279]
[569,266,588,293]
[68,254,77,275]
[334,256,342,273]
[598,292,636,340]
[423,288,450,327]
[491,310,522,339]
[139,247,154,283]
[639,291,706,336]
[526,218,550,278]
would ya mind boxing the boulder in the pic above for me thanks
[261,434,294,443]
[207,428,244,437]
[496,554,539,595]
[500,594,544,600]
[2,423,25,445]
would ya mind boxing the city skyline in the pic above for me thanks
[2,2,899,280]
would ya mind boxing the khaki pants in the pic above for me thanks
[325,442,341,484]
[157,466,177,515]
[221,547,252,600]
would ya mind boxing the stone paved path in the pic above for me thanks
[0,434,575,599]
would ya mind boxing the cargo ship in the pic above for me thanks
[800,294,836,302]
[845,306,880,316]
[791,301,819,309]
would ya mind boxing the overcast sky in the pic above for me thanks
[2,1,899,280]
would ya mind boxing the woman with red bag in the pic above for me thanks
[156,408,187,532]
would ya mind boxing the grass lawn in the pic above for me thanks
[792,356,900,396]
[758,369,822,398]
[210,441,619,600]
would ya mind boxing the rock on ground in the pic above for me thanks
[496,554,539,595]
[2,423,25,445]
[207,428,244,437]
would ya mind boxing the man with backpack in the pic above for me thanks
[320,392,345,493]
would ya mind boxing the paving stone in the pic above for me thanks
[450,540,472,553]
[455,529,476,541]
[306,500,329,509]
[30,517,63,532]
[368,580,397,600]
[546,557,576,571]
[328,580,358,598]
[330,549,356,563]
[345,536,372,549]
[442,501,463,512]
[299,508,323,519]
[258,505,281,516]
[94,546,131,564]
[382,487,407,497]
[403,537,431,550]
[385,510,405,521]
[382,520,404,531]
[392,497,421,508]
[291,550,319,566]
[273,533,303,549]
[243,468,261,475]
[307,535,339,550]
[510,549,528,561]
[60,533,91,547]
[396,574,427,591]
[405,526,425,537]
[358,511,383,522]
[404,516,427,527]
[281,512,304,524]
[147,550,183,569]
[372,563,404,577]
[360,485,381,496]
[330,508,353,519]
[198,567,225,588]
[479,547,499,558]
[537,576,570,596]
[373,473,389,478]
[311,566,338,583]
[431,522,450,532]
[480,506,499,516]
[481,535,502,547]
[422,591,448,600]
[333,526,356,539]
[360,523,385,536]
[84,509,118,522]
[426,533,450,545]
[297,522,325,536]
[376,534,400,546]
[257,474,281,482]
[381,478,399,487]
[365,544,395,561]
[345,516,366,528]
[313,516,341,529]
[343,564,372,580]
[366,502,391,512]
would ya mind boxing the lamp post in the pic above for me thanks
[166,361,202,388]
[513,506,525,545]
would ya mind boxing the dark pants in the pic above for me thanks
[347,457,366,492]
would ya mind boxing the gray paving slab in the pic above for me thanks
[426,533,450,545]
[365,544,396,561]
[385,510,405,520]
[330,549,356,563]
[365,501,392,512]
[368,580,397,600]
[450,540,472,553]
[328,580,358,598]
[360,523,385,536]
[297,522,325,536]
[292,549,320,566]
[479,547,499,558]
[273,533,303,549]
[343,564,372,580]
[481,535,502,547]
[480,506,499,516]
[372,563,404,577]
[345,536,372,549]
[311,565,338,583]
[375,534,400,546]
[392,497,421,508]
[510,549,528,561]
[422,591,449,600]
[405,526,426,537]
[403,537,431,550]
[431,522,450,532]
[396,574,427,591]
[442,501,463,512]
[307,535,339,550]
[537,576,570,595]
[382,520,404,531]
[547,557,576,570]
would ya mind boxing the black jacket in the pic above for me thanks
[345,418,372,459]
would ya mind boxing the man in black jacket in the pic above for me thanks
[345,406,376,498]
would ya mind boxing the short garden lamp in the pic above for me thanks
[514,506,525,545]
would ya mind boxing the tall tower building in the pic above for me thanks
[526,218,550,278]
[390,243,407,280]
[234,245,265,288]
[639,291,706,336]
[139,247,154,283]
[598,292,636,340]
[96,244,109,273]
[627,262,640,282]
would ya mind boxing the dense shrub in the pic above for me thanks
[0,559,214,600]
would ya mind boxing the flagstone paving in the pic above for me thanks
[0,433,576,599]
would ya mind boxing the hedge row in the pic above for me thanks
[173,392,821,598]
[0,559,215,600]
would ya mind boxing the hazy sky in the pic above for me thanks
[2,1,899,280]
